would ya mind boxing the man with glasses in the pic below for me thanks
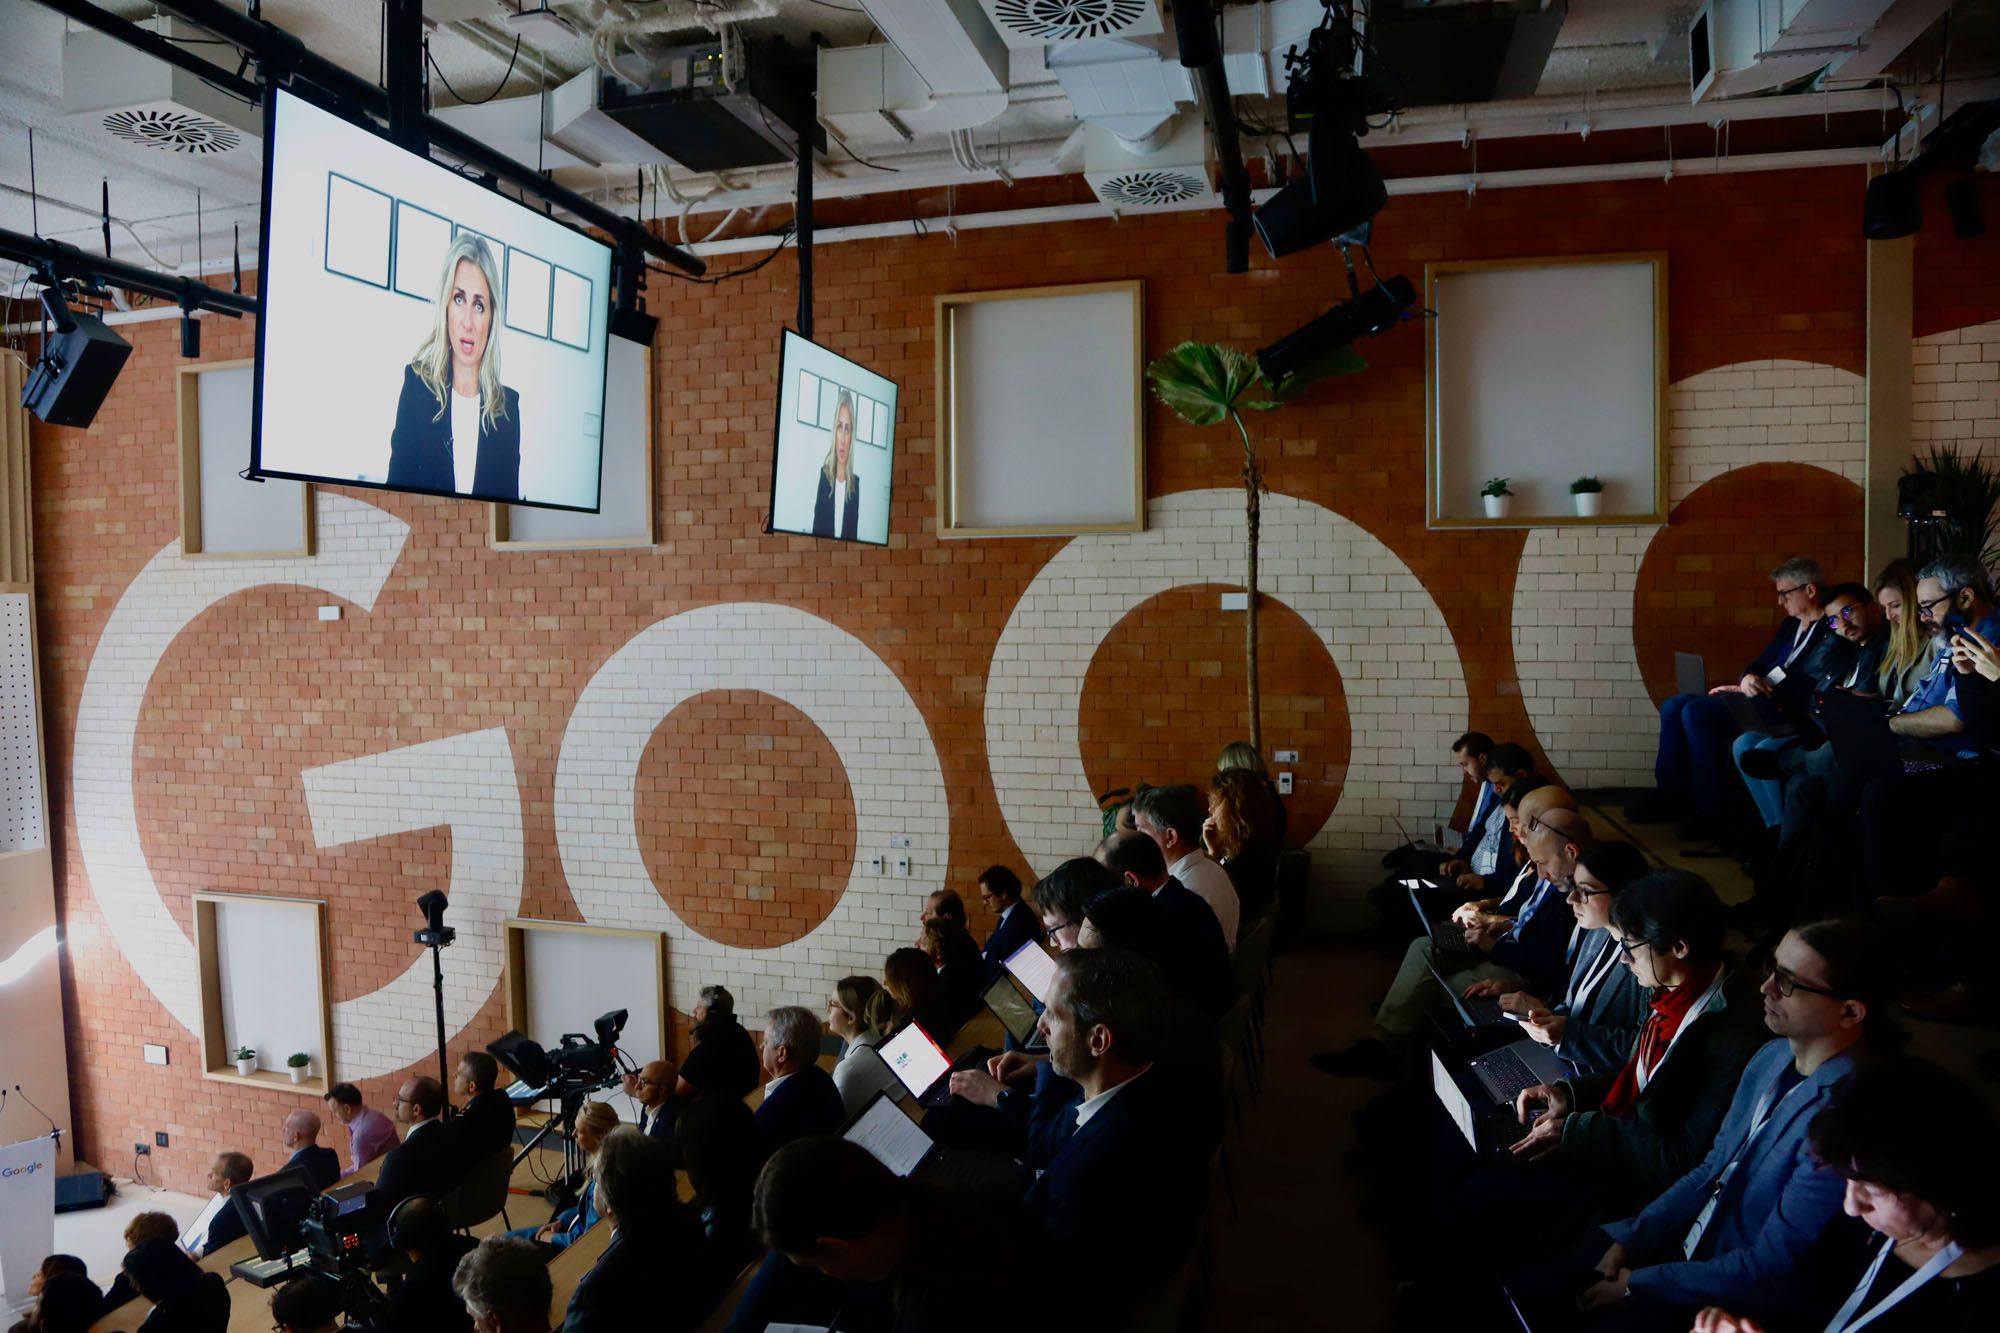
[374,1074,455,1209]
[1561,917,1894,1330]
[1630,556,1831,836]
[1887,556,2000,752]
[620,1059,678,1143]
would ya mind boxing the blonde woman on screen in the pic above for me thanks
[388,233,522,501]
[811,387,860,539]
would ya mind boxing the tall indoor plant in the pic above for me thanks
[1146,341,1364,753]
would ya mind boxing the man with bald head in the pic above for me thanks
[619,1059,679,1143]
[1316,782,1585,1079]
[282,1109,340,1189]
[375,1074,456,1209]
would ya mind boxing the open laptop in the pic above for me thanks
[1424,954,1513,1030]
[1820,688,1948,780]
[1406,880,1468,952]
[874,1020,989,1109]
[1002,938,1058,1004]
[1466,1036,1570,1107]
[1675,651,1707,698]
[842,1090,1029,1200]
[1392,812,1448,854]
[981,972,1040,1046]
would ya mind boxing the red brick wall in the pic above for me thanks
[33,165,1982,1190]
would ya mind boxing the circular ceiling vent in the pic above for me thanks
[103,108,243,155]
[991,0,1151,41]
[1097,170,1207,207]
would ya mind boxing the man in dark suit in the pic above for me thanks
[1096,831,1234,1017]
[449,1051,517,1173]
[753,1007,845,1154]
[280,1110,341,1190]
[620,1059,680,1143]
[380,1196,475,1333]
[1023,948,1206,1327]
[976,865,1042,973]
[186,1151,254,1257]
[374,1076,457,1210]
[563,1127,723,1333]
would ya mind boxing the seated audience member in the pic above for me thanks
[1871,558,1930,704]
[1887,556,2000,754]
[383,1196,476,1333]
[826,975,907,1115]
[1630,555,1831,832]
[562,1127,722,1333]
[675,985,762,1104]
[507,1101,615,1252]
[920,889,967,937]
[270,1275,344,1333]
[1022,948,1208,1325]
[1733,582,1888,834]
[1079,882,1232,1020]
[450,1050,517,1170]
[375,1075,454,1209]
[882,946,957,1040]
[122,1240,229,1333]
[1468,839,1651,1076]
[919,915,985,1029]
[280,1109,340,1190]
[1130,783,1242,949]
[755,1005,845,1151]
[1524,916,1899,1331]
[8,1256,88,1333]
[1501,873,1765,1223]
[1217,739,1289,843]
[1691,1057,2000,1333]
[675,1086,766,1271]
[453,1235,555,1333]
[1381,730,1499,885]
[1204,767,1284,920]
[324,1081,399,1177]
[15,1255,86,1315]
[21,1271,102,1333]
[178,1151,252,1257]
[619,1060,678,1142]
[1434,742,1538,900]
[1031,854,1120,956]
[100,1214,176,1312]
[750,1137,1023,1333]
[975,865,1043,969]
[1095,830,1230,1008]
[1315,784,1582,1079]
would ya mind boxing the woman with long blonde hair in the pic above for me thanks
[388,233,522,501]
[1874,558,1929,702]
[811,388,860,539]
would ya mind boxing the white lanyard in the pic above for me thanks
[1637,971,1724,1092]
[1824,1237,1965,1333]
[1497,861,1534,909]
[1566,935,1622,1015]
[1680,1067,1810,1258]
[1782,618,1816,668]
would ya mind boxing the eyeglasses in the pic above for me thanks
[1917,591,1957,618]
[1564,878,1613,898]
[1830,604,1865,624]
[1763,957,1843,1000]
[1614,937,1658,959]
[1774,583,1808,599]
[1526,812,1586,841]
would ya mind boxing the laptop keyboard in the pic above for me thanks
[1476,1047,1544,1104]
[1434,921,1468,952]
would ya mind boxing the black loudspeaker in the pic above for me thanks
[609,304,658,347]
[1863,170,1921,240]
[21,304,132,428]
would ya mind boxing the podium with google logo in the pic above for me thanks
[0,1132,57,1317]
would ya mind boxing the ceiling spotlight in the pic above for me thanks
[1255,274,1414,386]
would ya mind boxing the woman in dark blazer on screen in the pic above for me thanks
[387,234,522,502]
[810,388,860,539]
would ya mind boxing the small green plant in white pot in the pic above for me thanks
[1481,477,1513,520]
[1570,475,1605,517]
[234,1046,257,1077]
[286,1051,311,1084]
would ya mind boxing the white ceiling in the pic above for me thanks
[0,0,1982,284]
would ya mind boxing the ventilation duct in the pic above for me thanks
[819,0,1011,142]
[1069,114,1214,209]
[1690,0,1902,103]
[61,18,261,157]
[976,0,1166,49]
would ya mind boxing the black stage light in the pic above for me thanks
[21,285,132,428]
[179,313,200,359]
[1863,170,1921,240]
[1256,275,1414,385]
[609,303,658,347]
[1254,134,1386,259]
[1946,175,1984,240]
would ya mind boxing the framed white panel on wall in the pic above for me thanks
[194,892,334,1095]
[937,280,1146,538]
[504,919,667,1120]
[491,335,653,549]
[1426,254,1667,529]
[178,360,315,558]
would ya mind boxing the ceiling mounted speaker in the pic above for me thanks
[979,0,1165,50]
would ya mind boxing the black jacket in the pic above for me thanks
[1152,878,1235,1017]
[136,1272,229,1333]
[199,1197,246,1258]
[562,1215,724,1333]
[811,468,861,540]
[373,1119,457,1210]
[387,363,522,501]
[681,1016,761,1102]
[383,1234,477,1333]
[753,1065,846,1154]
[981,903,1043,971]
[452,1089,517,1172]
[285,1143,341,1191]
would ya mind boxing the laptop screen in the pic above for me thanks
[1003,938,1058,1004]
[982,973,1039,1045]
[843,1093,931,1177]
[876,1021,952,1099]
[1431,1052,1479,1151]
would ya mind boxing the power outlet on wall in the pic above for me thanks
[155,1132,170,1148]
[134,1142,149,1156]
[868,855,883,875]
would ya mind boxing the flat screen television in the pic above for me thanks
[252,86,613,512]
[767,330,896,545]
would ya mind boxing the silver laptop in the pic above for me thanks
[1675,651,1707,698]
[1467,1037,1570,1107]
[1424,954,1513,1030]
[1392,812,1446,853]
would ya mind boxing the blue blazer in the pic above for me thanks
[1549,927,1647,1077]
[1605,1038,1859,1317]
[1487,878,1572,1001]
[982,902,1043,970]
[753,1065,845,1153]
[286,1143,341,1191]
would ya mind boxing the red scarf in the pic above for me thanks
[1599,961,1722,1119]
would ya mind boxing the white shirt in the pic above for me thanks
[1074,1065,1149,1132]
[763,1072,792,1099]
[450,390,480,494]
[1169,850,1241,950]
[833,476,848,532]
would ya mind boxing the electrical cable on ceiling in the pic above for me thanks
[835,138,901,173]
[427,32,524,107]
[651,225,795,283]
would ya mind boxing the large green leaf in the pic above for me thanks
[1146,342,1266,427]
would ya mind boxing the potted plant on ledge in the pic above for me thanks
[1481,477,1513,520]
[234,1046,257,1077]
[286,1052,311,1085]
[1570,475,1604,517]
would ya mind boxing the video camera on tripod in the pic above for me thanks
[487,1007,630,1098]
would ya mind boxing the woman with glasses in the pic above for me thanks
[1692,1058,2000,1333]
[825,975,907,1118]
